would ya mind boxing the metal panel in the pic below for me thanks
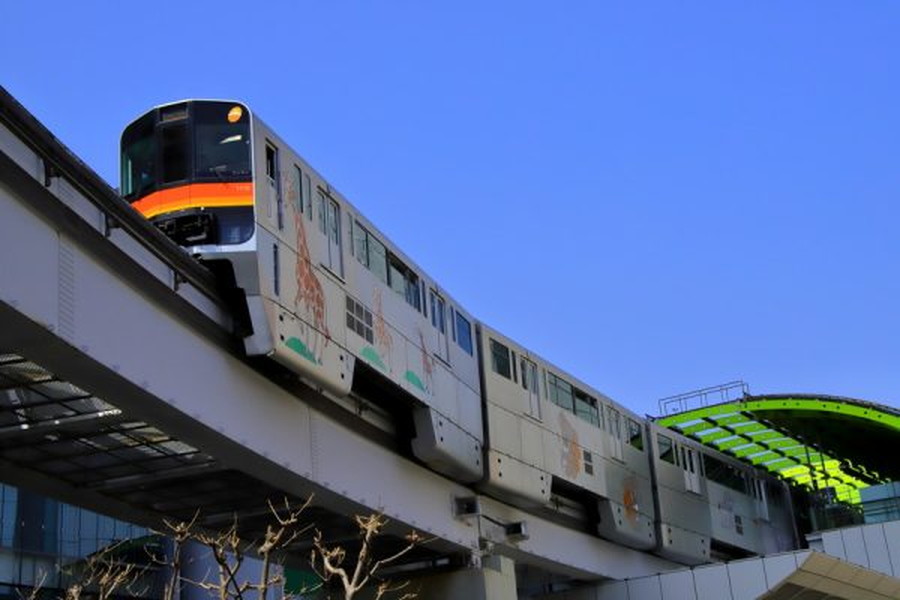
[762,552,806,588]
[692,564,733,600]
[626,575,662,600]
[821,529,847,561]
[841,525,870,568]
[594,580,628,600]
[883,520,900,577]
[0,184,60,329]
[659,569,698,600]
[726,558,767,600]
[0,121,42,177]
[861,523,893,576]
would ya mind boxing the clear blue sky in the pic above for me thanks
[4,2,899,416]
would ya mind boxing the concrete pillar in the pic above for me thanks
[413,555,518,600]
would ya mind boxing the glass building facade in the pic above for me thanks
[0,483,150,599]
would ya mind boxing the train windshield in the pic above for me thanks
[121,101,254,246]
[194,102,251,181]
[121,102,251,199]
[121,113,157,199]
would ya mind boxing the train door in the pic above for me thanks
[606,405,624,461]
[520,356,540,419]
[429,289,449,363]
[265,143,280,225]
[682,446,701,493]
[325,197,343,277]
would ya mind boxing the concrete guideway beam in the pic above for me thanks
[0,107,679,582]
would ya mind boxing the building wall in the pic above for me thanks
[0,483,151,599]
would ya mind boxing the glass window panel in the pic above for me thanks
[628,418,644,450]
[121,113,156,199]
[294,167,304,212]
[303,174,312,218]
[389,263,405,296]
[658,434,675,464]
[194,103,251,181]
[406,277,421,310]
[369,237,388,283]
[490,339,512,379]
[317,192,326,234]
[354,222,368,267]
[455,312,473,355]
[161,124,189,183]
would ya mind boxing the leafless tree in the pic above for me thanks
[158,511,201,600]
[310,513,423,600]
[65,540,146,600]
[15,498,424,600]
[255,497,314,600]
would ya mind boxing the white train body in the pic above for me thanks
[121,100,799,564]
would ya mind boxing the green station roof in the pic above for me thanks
[656,390,900,504]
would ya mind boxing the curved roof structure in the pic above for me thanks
[656,391,900,504]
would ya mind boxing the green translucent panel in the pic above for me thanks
[733,444,766,458]
[683,422,718,436]
[768,439,802,449]
[732,422,767,433]
[747,430,782,442]
[716,437,751,450]
[709,413,753,427]
[697,429,733,442]
[763,458,797,470]
[748,451,781,464]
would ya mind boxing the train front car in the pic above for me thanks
[120,100,351,395]
[121,101,484,482]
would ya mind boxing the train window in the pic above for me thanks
[455,312,473,355]
[161,124,189,183]
[354,222,388,284]
[194,102,250,182]
[303,173,312,219]
[703,454,749,493]
[431,293,446,334]
[490,339,512,379]
[583,451,594,476]
[657,434,676,464]
[420,281,427,317]
[272,244,280,296]
[298,165,306,213]
[521,359,527,390]
[521,359,541,418]
[265,144,283,229]
[606,406,622,439]
[317,190,327,234]
[547,372,574,412]
[265,144,277,181]
[346,296,374,344]
[511,351,518,383]
[574,390,600,426]
[627,419,644,451]
[388,254,422,311]
[121,113,156,199]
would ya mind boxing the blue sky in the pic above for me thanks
[4,2,899,416]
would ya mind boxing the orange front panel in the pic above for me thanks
[131,182,254,219]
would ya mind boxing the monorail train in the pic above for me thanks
[120,100,798,564]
